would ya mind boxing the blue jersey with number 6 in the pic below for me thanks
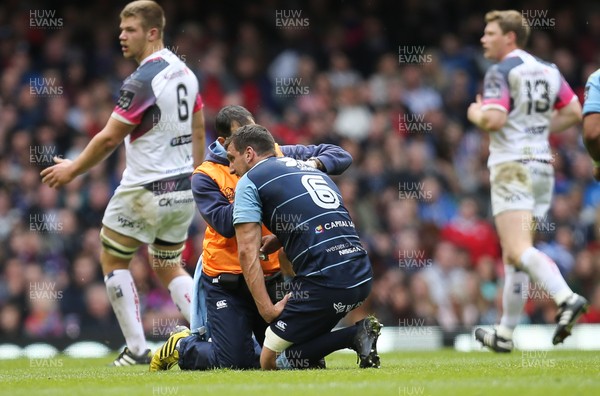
[233,157,372,288]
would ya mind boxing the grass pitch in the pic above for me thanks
[1,350,599,396]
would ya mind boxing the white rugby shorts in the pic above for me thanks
[102,178,195,244]
[490,160,554,218]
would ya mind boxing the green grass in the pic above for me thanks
[1,350,599,396]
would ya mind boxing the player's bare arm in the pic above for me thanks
[40,117,134,188]
[236,222,290,323]
[192,108,206,168]
[550,99,582,133]
[467,94,508,132]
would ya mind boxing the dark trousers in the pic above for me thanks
[178,272,266,370]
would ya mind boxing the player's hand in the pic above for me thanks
[40,156,75,188]
[260,234,282,257]
[299,158,323,171]
[467,94,483,124]
[261,292,291,323]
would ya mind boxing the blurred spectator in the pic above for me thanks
[441,196,500,265]
[421,241,468,332]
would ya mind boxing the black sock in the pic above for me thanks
[283,325,357,367]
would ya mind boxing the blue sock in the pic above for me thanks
[281,325,357,368]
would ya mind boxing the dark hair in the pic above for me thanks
[225,124,276,156]
[215,105,254,138]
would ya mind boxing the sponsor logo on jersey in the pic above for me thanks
[164,69,187,80]
[524,126,546,135]
[314,225,324,234]
[323,220,354,230]
[338,246,362,256]
[325,243,350,253]
[216,300,228,309]
[170,134,192,147]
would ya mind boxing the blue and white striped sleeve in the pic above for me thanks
[584,69,600,116]
[233,175,262,225]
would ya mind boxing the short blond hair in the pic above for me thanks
[120,1,165,38]
[485,10,530,48]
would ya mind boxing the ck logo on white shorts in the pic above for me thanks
[216,300,228,309]
[275,320,287,332]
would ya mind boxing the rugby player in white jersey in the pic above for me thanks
[41,0,205,365]
[467,10,587,351]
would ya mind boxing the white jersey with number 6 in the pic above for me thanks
[111,48,202,187]
[481,49,576,167]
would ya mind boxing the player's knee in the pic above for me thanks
[262,326,292,370]
[260,347,277,370]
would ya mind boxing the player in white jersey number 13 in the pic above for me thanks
[467,10,587,352]
[41,0,206,366]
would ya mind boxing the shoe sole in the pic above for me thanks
[359,317,383,368]
[474,328,512,353]
[150,329,190,371]
[112,356,151,366]
[552,300,590,345]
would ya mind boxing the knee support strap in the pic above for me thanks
[264,326,293,353]
[100,229,137,259]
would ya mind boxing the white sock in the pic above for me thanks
[520,247,573,306]
[104,269,147,356]
[168,275,193,323]
[498,264,529,339]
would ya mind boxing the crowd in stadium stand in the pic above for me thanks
[1,0,600,345]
